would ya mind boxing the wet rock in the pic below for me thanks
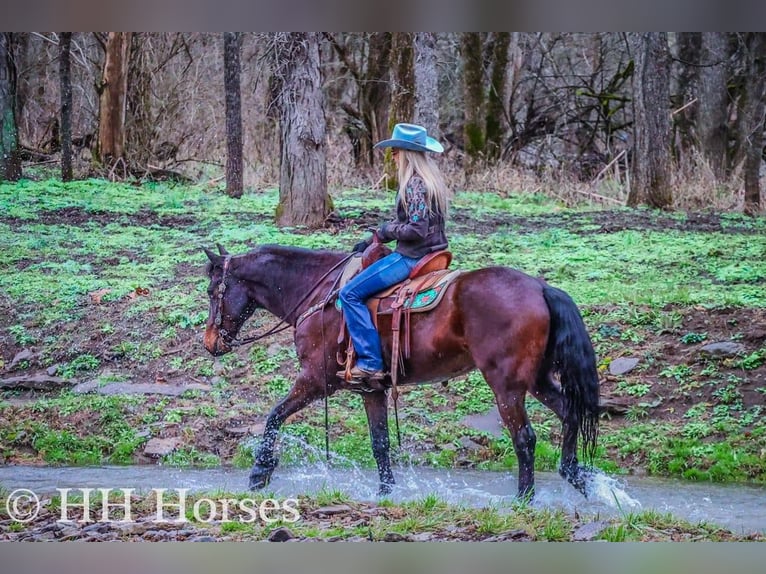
[572,521,610,541]
[608,357,639,376]
[383,532,411,542]
[267,526,295,542]
[699,342,745,357]
[188,535,218,542]
[143,437,182,457]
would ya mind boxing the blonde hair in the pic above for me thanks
[396,149,452,218]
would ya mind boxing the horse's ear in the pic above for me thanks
[217,244,229,256]
[203,247,223,266]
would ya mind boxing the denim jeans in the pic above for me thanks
[339,252,420,372]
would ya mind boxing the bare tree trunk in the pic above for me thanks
[59,32,73,182]
[273,33,329,228]
[628,33,673,209]
[486,32,510,162]
[389,33,415,127]
[97,32,132,167]
[462,32,485,173]
[326,33,391,168]
[698,33,730,180]
[0,32,21,181]
[126,33,153,169]
[674,32,701,162]
[413,32,439,137]
[743,33,766,216]
[386,33,414,189]
[224,32,243,199]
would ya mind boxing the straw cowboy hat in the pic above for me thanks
[374,123,444,153]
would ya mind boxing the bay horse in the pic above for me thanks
[203,243,600,499]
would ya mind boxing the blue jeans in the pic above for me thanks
[339,252,420,372]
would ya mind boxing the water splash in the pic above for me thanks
[585,470,642,510]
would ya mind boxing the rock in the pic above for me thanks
[458,436,483,451]
[608,358,639,376]
[143,437,182,457]
[267,526,295,542]
[410,532,433,542]
[599,396,632,416]
[383,532,411,542]
[46,364,61,376]
[460,408,505,438]
[72,379,101,394]
[8,349,35,370]
[0,373,70,390]
[188,535,218,542]
[224,425,251,436]
[699,342,746,357]
[572,520,610,541]
[312,504,353,516]
[73,381,211,397]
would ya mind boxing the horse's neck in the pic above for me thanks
[246,247,343,323]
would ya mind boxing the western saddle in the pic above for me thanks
[337,240,462,396]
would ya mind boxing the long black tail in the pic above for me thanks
[541,284,600,464]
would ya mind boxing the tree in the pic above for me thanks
[0,33,21,181]
[59,32,73,182]
[272,33,329,228]
[697,33,730,180]
[628,33,673,209]
[485,32,511,162]
[223,32,243,199]
[673,33,701,161]
[327,33,392,167]
[742,33,766,216]
[462,32,485,172]
[96,32,132,169]
[413,33,439,137]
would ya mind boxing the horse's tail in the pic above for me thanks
[541,284,600,464]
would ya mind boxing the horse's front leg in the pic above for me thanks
[250,377,324,490]
[362,390,395,495]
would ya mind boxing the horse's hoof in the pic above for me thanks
[249,460,277,490]
[560,465,590,497]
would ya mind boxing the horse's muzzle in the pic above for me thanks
[204,327,231,356]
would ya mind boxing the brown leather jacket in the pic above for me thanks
[377,175,448,259]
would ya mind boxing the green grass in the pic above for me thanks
[1,178,765,486]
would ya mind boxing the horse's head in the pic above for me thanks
[203,244,257,356]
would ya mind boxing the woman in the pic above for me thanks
[338,123,452,384]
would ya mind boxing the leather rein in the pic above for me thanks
[214,252,354,348]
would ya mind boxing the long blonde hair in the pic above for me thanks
[396,150,452,218]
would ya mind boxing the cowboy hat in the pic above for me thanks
[374,123,444,153]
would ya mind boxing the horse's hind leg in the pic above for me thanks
[493,385,537,499]
[532,374,588,495]
[250,377,324,490]
[362,390,395,495]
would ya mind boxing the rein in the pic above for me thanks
[215,252,354,348]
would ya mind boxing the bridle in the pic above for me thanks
[212,252,354,348]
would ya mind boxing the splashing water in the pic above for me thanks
[585,470,642,510]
